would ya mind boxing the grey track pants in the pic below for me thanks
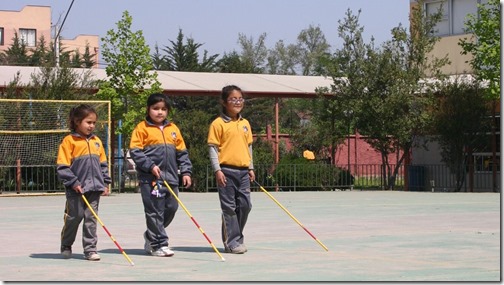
[218,167,252,250]
[60,191,101,254]
[140,181,179,250]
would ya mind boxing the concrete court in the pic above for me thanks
[0,190,500,282]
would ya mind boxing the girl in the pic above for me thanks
[57,104,111,261]
[129,93,192,257]
[207,85,255,254]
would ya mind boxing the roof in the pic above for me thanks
[0,66,335,98]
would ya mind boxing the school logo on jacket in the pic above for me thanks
[243,126,249,133]
[171,132,177,140]
[94,142,101,151]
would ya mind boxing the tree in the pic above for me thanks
[237,32,268,73]
[160,29,219,72]
[29,36,52,66]
[81,42,97,68]
[459,0,500,192]
[172,109,213,192]
[266,40,299,75]
[319,3,448,190]
[0,32,30,66]
[97,10,162,160]
[315,9,368,166]
[459,0,500,99]
[432,79,490,192]
[27,66,97,100]
[217,51,255,73]
[151,43,169,70]
[296,25,331,76]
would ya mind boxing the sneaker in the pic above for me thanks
[224,246,231,253]
[143,232,152,254]
[161,246,174,257]
[60,246,72,259]
[227,244,247,254]
[84,252,101,261]
[151,248,170,257]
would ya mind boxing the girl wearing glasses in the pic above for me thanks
[207,85,255,254]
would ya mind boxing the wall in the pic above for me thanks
[0,6,51,53]
[0,5,99,68]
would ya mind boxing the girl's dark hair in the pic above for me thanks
[146,93,171,116]
[221,85,243,113]
[69,104,97,131]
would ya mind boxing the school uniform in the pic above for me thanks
[130,117,192,251]
[208,113,254,251]
[56,132,111,255]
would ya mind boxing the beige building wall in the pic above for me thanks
[0,5,52,52]
[61,35,100,67]
[0,5,99,68]
[431,34,474,75]
[409,0,476,76]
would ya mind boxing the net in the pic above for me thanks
[0,99,111,166]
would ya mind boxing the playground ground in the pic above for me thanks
[0,189,501,282]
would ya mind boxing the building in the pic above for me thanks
[0,5,99,67]
[409,0,500,192]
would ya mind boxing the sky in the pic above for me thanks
[3,0,410,66]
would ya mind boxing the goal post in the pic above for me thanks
[0,99,111,192]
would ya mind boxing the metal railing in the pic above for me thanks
[0,163,498,194]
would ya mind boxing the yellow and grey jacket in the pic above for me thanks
[56,132,111,197]
[129,118,192,186]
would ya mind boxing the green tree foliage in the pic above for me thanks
[237,32,268,73]
[314,9,366,165]
[27,66,97,100]
[0,65,97,102]
[217,51,255,73]
[432,79,490,192]
[318,3,448,189]
[159,29,219,72]
[0,31,95,69]
[81,43,97,68]
[97,10,162,141]
[296,25,331,76]
[459,0,500,99]
[172,109,213,192]
[0,32,30,66]
[29,36,52,66]
[459,0,500,192]
[266,40,300,75]
[151,44,169,70]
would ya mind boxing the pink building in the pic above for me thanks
[0,5,99,67]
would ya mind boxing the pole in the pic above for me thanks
[161,180,225,261]
[81,195,134,266]
[275,97,279,164]
[253,181,329,251]
[54,0,75,67]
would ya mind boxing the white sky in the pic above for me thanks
[3,0,410,61]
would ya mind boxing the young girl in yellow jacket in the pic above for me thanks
[57,104,111,261]
[130,93,192,257]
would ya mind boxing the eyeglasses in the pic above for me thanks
[227,98,245,104]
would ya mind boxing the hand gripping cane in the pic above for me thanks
[161,179,226,261]
[253,180,329,251]
[81,194,135,266]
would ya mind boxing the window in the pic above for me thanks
[425,0,479,36]
[473,115,500,173]
[19,28,36,47]
[0,27,4,46]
